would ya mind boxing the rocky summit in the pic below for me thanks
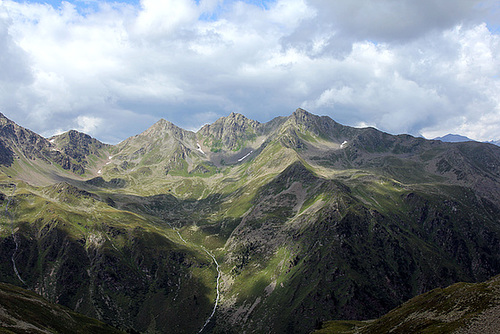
[1,108,500,333]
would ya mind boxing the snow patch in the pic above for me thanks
[97,170,102,174]
[238,150,253,162]
[340,141,348,149]
[196,142,205,155]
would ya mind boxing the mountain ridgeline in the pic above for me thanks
[1,109,500,333]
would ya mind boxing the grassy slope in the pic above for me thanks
[314,274,500,334]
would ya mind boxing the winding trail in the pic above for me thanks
[5,184,26,285]
[164,221,221,333]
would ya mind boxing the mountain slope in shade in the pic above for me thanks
[314,274,500,334]
[1,109,500,333]
[0,281,125,334]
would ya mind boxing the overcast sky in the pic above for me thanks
[0,0,499,143]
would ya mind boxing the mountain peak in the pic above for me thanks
[141,118,193,139]
[290,108,321,125]
[293,108,311,117]
[152,118,174,128]
[214,112,260,127]
[198,112,260,151]
[0,112,16,127]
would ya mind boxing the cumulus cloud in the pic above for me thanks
[0,6,33,119]
[0,0,499,143]
[75,115,103,134]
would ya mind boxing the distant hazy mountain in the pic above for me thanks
[486,140,500,146]
[433,133,475,143]
[2,109,500,333]
[434,133,500,147]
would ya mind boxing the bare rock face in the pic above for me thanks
[0,113,52,162]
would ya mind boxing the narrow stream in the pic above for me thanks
[199,246,221,333]
[165,221,221,333]
[5,184,26,285]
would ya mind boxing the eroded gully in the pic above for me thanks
[5,184,26,285]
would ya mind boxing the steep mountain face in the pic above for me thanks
[0,113,52,165]
[1,109,500,333]
[0,182,215,333]
[109,119,201,181]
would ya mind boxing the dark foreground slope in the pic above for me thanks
[314,274,500,334]
[0,109,500,333]
[0,281,125,334]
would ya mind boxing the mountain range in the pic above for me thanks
[1,108,500,333]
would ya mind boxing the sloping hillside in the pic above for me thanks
[314,274,500,334]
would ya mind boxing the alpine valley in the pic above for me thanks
[1,108,500,333]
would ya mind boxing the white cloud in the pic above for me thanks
[133,0,198,37]
[0,0,499,144]
[75,115,103,134]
